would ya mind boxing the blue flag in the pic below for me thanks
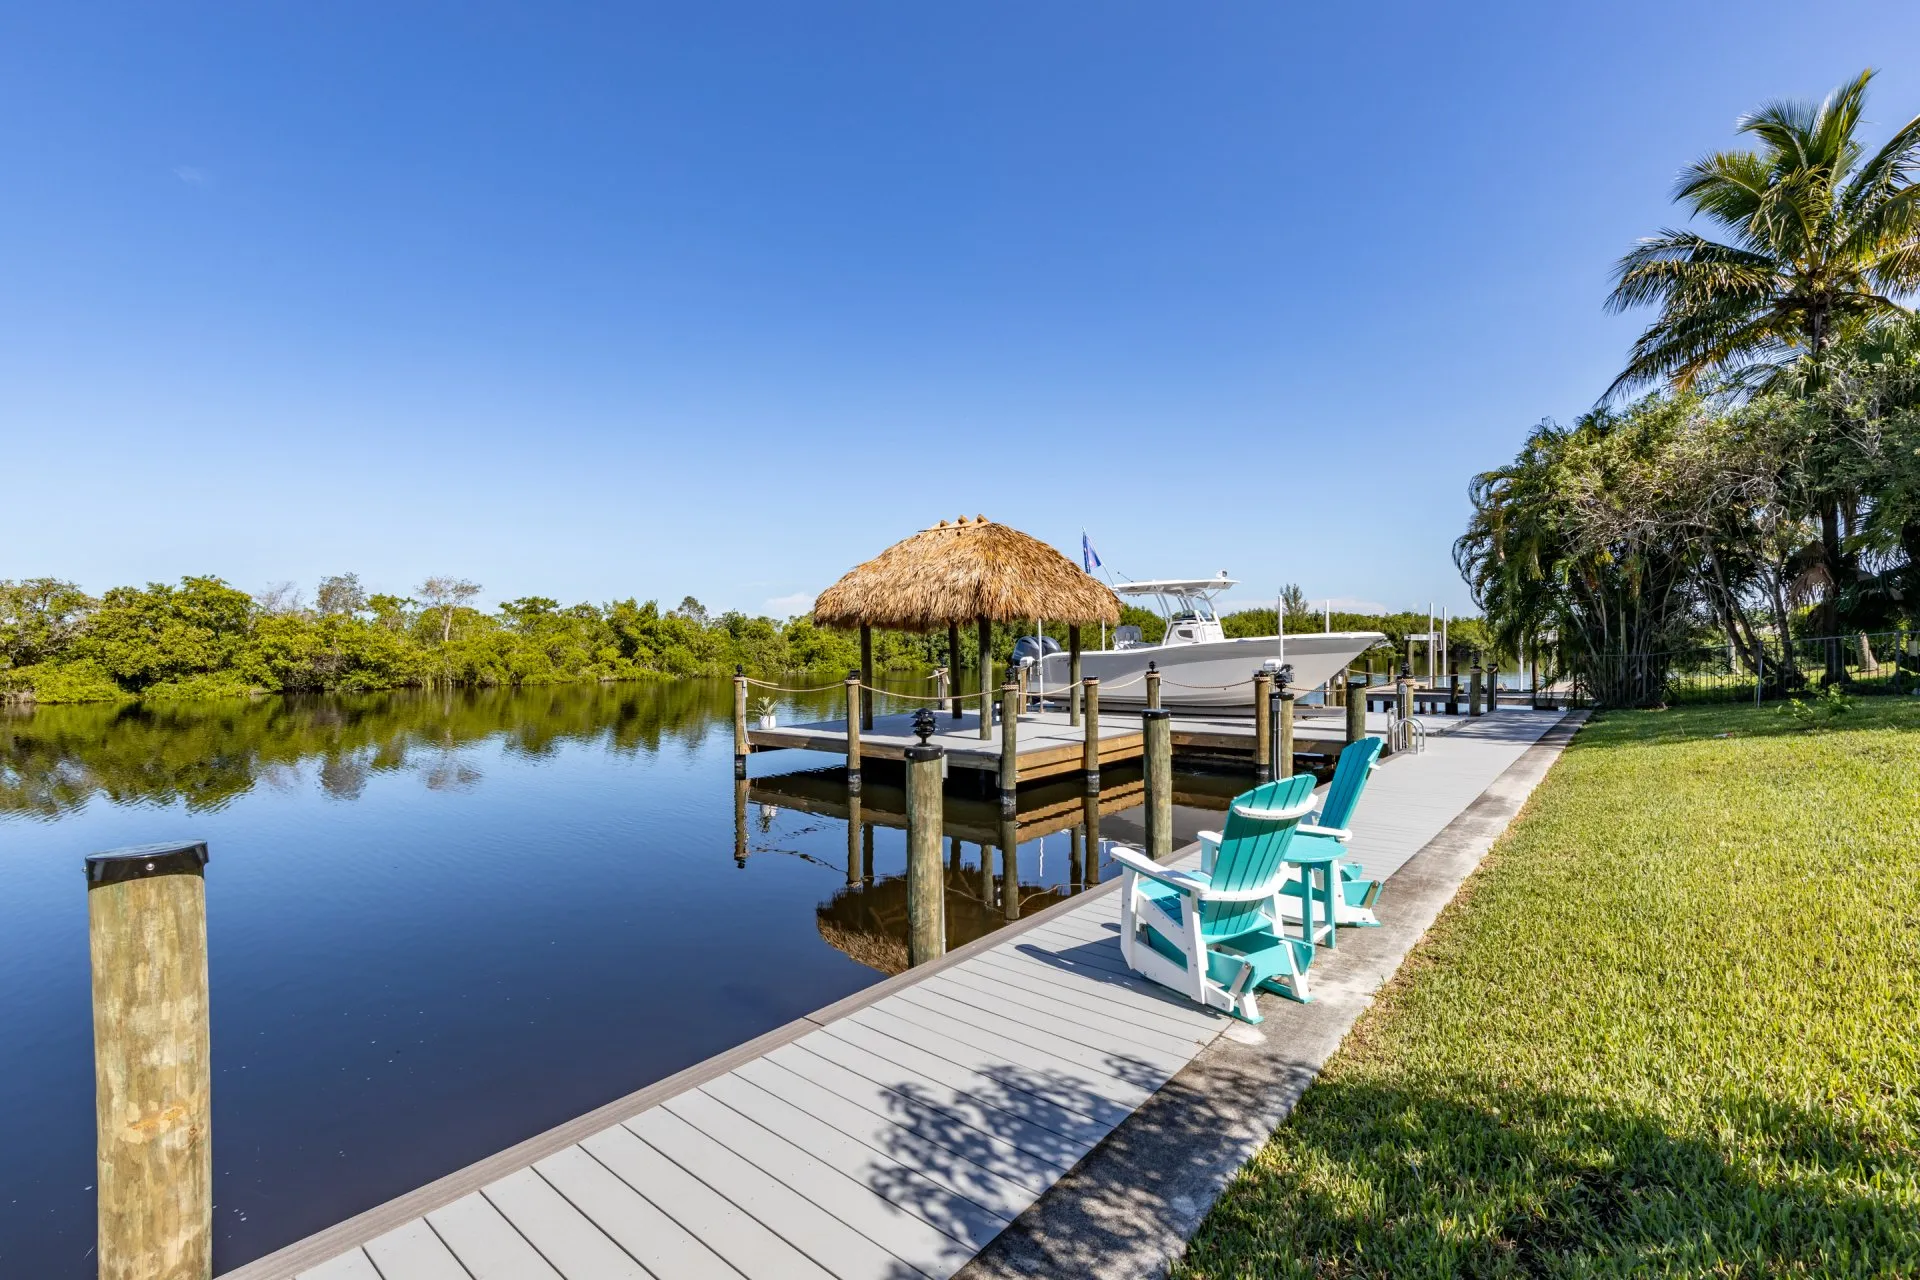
[1082,533,1101,573]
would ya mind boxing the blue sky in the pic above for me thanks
[5,3,1919,620]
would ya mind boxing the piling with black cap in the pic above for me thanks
[905,713,946,966]
[1145,660,1161,710]
[87,841,212,1280]
[732,666,749,779]
[1082,676,1101,794]
[1143,708,1173,862]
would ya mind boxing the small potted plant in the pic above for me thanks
[754,695,778,729]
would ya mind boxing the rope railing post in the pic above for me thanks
[1346,675,1366,744]
[732,666,749,780]
[844,670,863,795]
[88,841,212,1280]
[1143,708,1172,862]
[1252,670,1273,780]
[904,736,946,967]
[1146,660,1160,710]
[1082,677,1100,795]
[999,678,1019,818]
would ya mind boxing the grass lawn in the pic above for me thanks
[1175,700,1920,1278]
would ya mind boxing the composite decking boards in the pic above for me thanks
[242,711,1567,1280]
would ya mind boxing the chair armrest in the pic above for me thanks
[1109,845,1210,895]
[1197,830,1222,873]
[1299,824,1352,842]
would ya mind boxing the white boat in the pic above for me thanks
[1034,575,1385,711]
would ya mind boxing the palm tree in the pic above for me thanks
[1606,69,1920,660]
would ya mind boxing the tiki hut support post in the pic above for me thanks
[1068,624,1083,726]
[948,622,962,719]
[859,624,874,730]
[977,617,993,740]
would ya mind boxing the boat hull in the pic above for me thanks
[1036,632,1385,710]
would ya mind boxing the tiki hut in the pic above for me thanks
[812,516,1122,730]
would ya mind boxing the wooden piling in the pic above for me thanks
[1143,708,1172,862]
[1470,662,1484,717]
[904,740,946,966]
[999,815,1020,921]
[87,841,212,1280]
[844,672,863,794]
[1082,791,1102,886]
[948,622,963,719]
[1447,672,1460,716]
[734,777,748,867]
[732,669,749,780]
[859,625,874,730]
[1081,677,1100,794]
[1069,823,1084,890]
[1278,691,1296,779]
[846,792,861,887]
[1252,670,1273,780]
[977,618,993,740]
[1146,661,1161,710]
[1345,676,1366,744]
[998,679,1019,817]
[1068,624,1083,726]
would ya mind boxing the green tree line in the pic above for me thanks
[1457,71,1920,706]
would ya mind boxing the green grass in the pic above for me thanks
[1175,701,1920,1278]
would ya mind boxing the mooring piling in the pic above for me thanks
[734,778,748,866]
[1278,688,1296,779]
[844,670,863,794]
[1082,791,1102,885]
[732,667,749,779]
[1143,707,1172,861]
[1471,660,1485,717]
[1082,676,1101,794]
[999,813,1020,922]
[846,792,862,887]
[904,737,946,966]
[1252,669,1273,780]
[1346,675,1366,744]
[1145,660,1161,710]
[87,841,212,1280]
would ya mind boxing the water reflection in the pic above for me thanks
[745,764,1249,975]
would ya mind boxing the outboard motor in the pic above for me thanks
[1010,634,1063,667]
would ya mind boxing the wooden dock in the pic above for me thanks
[748,705,1414,783]
[224,710,1571,1280]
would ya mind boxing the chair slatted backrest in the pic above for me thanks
[1200,773,1317,940]
[1318,737,1383,833]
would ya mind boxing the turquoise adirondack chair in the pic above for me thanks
[1277,736,1386,927]
[1112,774,1320,1021]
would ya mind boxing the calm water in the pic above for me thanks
[0,678,1229,1274]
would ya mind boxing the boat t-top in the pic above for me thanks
[1034,573,1385,711]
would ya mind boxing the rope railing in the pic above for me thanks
[741,676,851,694]
[1158,674,1256,691]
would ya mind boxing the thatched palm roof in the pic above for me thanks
[813,516,1121,632]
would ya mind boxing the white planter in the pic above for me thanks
[758,713,777,729]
